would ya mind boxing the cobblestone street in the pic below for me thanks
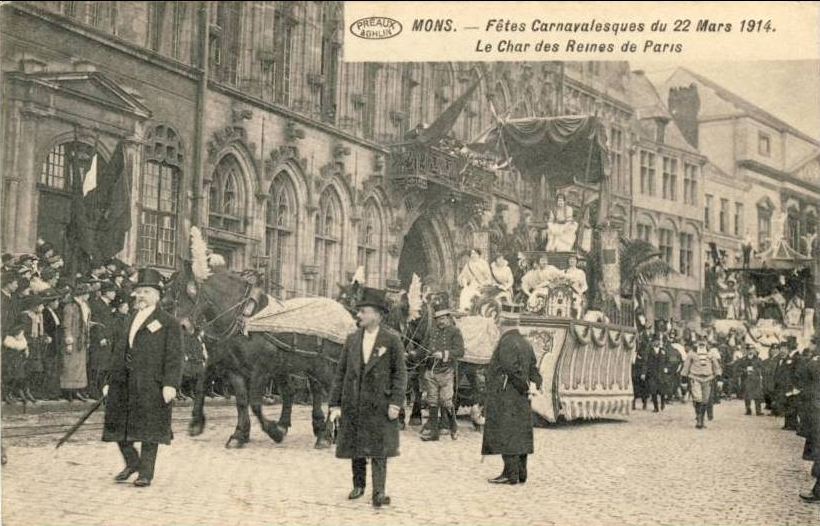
[1,398,818,526]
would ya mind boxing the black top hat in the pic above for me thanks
[356,287,388,313]
[135,268,164,292]
[100,281,118,293]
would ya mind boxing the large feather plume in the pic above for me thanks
[351,265,366,285]
[407,273,423,321]
[190,226,211,281]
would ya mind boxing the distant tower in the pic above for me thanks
[668,83,701,148]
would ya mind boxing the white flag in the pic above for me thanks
[82,154,98,196]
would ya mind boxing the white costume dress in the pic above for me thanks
[457,256,493,312]
[546,204,578,252]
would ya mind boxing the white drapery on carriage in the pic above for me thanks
[244,296,357,345]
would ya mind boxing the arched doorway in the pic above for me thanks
[397,215,454,293]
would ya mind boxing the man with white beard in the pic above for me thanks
[102,268,183,488]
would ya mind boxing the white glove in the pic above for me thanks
[329,407,341,422]
[102,385,109,398]
[162,386,177,404]
[388,404,400,421]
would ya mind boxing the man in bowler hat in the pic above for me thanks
[101,268,183,487]
[329,287,407,507]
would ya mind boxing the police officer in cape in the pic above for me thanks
[101,268,183,487]
[482,328,543,485]
[328,286,407,508]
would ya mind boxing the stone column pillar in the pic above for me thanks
[121,135,144,265]
[16,107,42,252]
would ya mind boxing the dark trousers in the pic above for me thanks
[352,457,387,497]
[501,454,528,481]
[118,441,159,480]
[744,398,763,414]
[651,393,665,411]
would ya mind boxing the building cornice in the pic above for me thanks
[208,82,389,155]
[8,3,201,81]
[737,159,820,194]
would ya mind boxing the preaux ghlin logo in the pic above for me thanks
[350,17,402,40]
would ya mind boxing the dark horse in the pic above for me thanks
[167,262,345,449]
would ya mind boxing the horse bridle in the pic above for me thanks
[175,277,254,342]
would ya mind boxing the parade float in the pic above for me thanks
[452,115,639,423]
[705,212,816,358]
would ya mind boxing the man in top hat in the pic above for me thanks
[735,343,765,416]
[102,268,183,488]
[420,306,464,442]
[329,287,407,508]
[641,334,671,412]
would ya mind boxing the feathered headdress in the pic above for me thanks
[407,273,423,321]
[190,226,211,281]
[351,265,366,285]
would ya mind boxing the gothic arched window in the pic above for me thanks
[357,200,384,287]
[314,188,342,297]
[266,172,297,297]
[138,125,183,267]
[209,154,245,233]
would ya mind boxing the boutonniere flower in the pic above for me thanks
[376,345,387,357]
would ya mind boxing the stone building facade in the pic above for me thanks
[1,2,641,304]
[5,3,813,322]
[628,71,706,326]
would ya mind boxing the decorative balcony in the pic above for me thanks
[388,143,497,200]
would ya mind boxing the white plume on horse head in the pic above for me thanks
[351,265,366,285]
[189,226,212,281]
[408,273,423,321]
[207,253,227,269]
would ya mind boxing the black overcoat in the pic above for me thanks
[102,307,183,445]
[736,356,764,400]
[804,353,820,462]
[481,330,543,456]
[642,348,670,395]
[329,325,407,459]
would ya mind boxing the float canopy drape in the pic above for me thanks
[468,115,610,187]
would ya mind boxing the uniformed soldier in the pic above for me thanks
[735,343,764,416]
[420,308,465,442]
[682,337,723,429]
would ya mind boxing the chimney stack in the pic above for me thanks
[668,83,700,148]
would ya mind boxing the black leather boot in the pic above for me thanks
[421,406,440,441]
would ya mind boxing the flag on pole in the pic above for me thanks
[82,154,98,196]
[416,74,481,146]
[95,142,132,260]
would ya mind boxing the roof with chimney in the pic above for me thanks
[663,68,819,146]
[626,70,699,154]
